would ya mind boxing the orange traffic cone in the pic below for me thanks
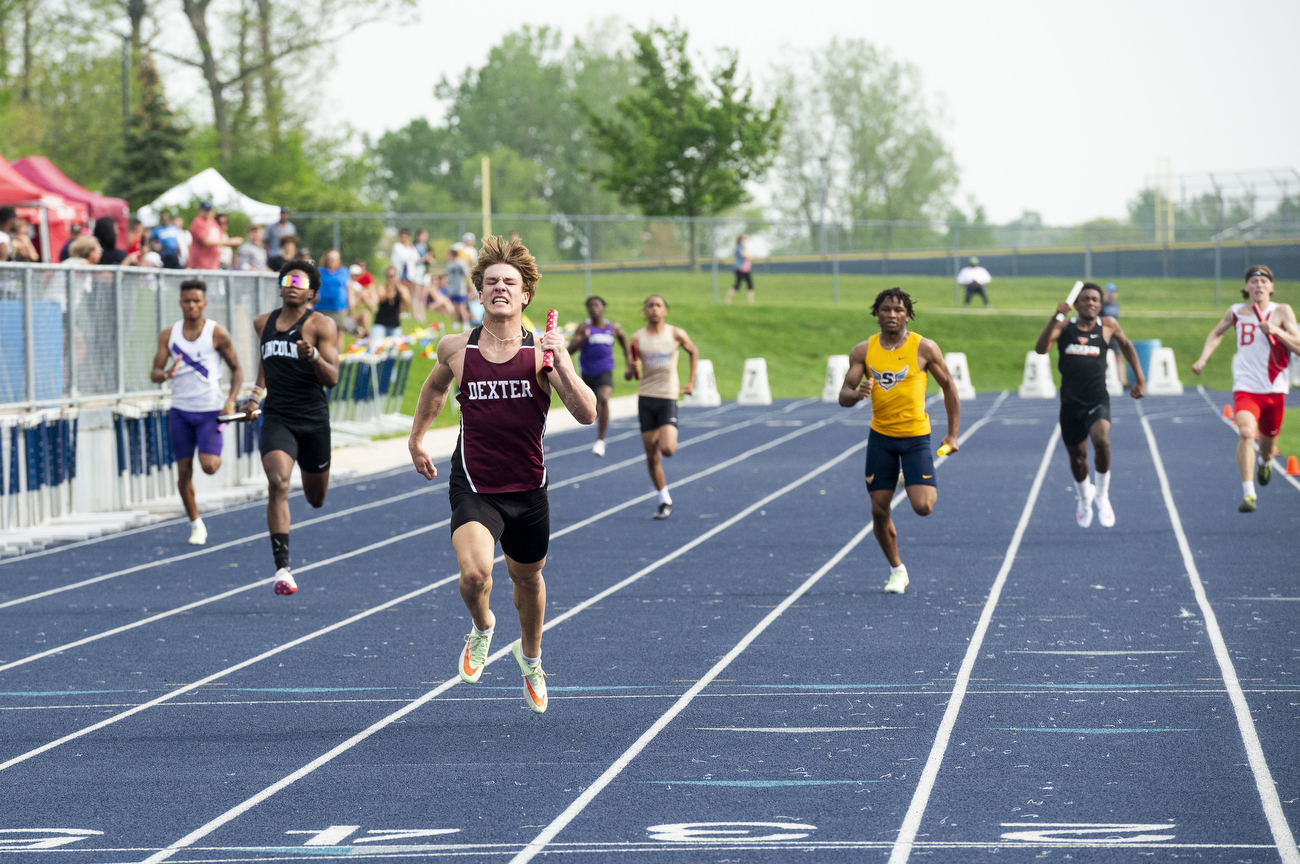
[1287,456,1299,476]
[1223,404,1233,419]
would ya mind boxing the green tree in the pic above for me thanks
[584,24,782,270]
[105,54,188,208]
[774,39,956,251]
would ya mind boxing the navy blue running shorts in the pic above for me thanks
[865,429,936,492]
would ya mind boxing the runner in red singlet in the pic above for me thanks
[1193,265,1300,512]
[408,236,596,714]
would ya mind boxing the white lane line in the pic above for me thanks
[2,418,840,768]
[1006,650,1190,655]
[0,419,837,673]
[887,424,1060,864]
[509,395,1008,864]
[138,433,879,864]
[1196,384,1300,493]
[1140,405,1300,864]
[543,428,640,458]
[693,727,904,733]
[0,405,814,608]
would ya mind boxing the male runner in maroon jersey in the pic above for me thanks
[408,236,596,714]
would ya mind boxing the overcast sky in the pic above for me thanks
[317,0,1298,225]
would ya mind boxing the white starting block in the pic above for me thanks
[680,358,722,407]
[1019,351,1056,398]
[945,351,976,400]
[736,357,773,406]
[1105,351,1123,396]
[822,355,850,402]
[1145,346,1184,395]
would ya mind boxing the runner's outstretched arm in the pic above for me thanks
[920,338,960,453]
[407,342,457,480]
[1035,302,1071,354]
[150,329,174,384]
[1262,304,1300,354]
[676,327,699,395]
[1104,318,1146,398]
[839,343,871,408]
[1192,308,1234,374]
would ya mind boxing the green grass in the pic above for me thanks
[1278,408,1300,465]
[369,271,1299,418]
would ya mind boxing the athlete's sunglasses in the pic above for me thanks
[280,273,311,290]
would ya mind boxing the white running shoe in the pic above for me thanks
[1096,496,1115,528]
[459,627,493,683]
[511,639,548,714]
[1076,486,1095,529]
[273,568,298,595]
[884,568,909,594]
[188,522,207,546]
[592,439,606,457]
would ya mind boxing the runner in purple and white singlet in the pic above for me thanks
[409,236,596,715]
[567,294,630,457]
[150,279,244,546]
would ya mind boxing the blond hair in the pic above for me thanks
[69,235,102,260]
[471,235,541,305]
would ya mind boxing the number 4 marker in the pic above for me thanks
[286,827,459,846]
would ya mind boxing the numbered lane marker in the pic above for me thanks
[1001,823,1176,844]
[647,822,817,843]
[0,829,103,850]
[285,826,460,846]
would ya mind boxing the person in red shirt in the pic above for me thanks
[187,202,223,271]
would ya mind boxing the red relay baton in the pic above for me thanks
[541,309,558,373]
[1253,302,1278,346]
[629,342,641,379]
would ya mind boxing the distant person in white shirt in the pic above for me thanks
[957,256,992,307]
[390,228,425,321]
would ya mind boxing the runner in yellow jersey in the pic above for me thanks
[839,288,961,594]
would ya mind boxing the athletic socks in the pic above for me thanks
[890,564,906,576]
[658,487,672,506]
[271,533,290,570]
[191,517,205,531]
[1095,471,1111,501]
[1074,478,1094,501]
[522,652,541,668]
[1243,480,1256,499]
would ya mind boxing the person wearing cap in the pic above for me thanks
[264,208,296,256]
[956,256,992,307]
[459,232,478,266]
[1192,265,1300,512]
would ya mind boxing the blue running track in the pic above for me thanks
[1,389,1298,863]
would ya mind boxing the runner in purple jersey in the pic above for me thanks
[567,295,630,457]
[408,236,596,714]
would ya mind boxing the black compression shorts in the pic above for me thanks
[865,429,935,493]
[638,396,678,433]
[259,414,332,473]
[449,485,550,564]
[583,370,614,391]
[1059,400,1110,446]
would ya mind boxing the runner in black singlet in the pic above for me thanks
[1035,282,1145,529]
[408,236,596,714]
[245,259,340,595]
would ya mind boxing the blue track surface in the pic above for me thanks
[1,390,1298,863]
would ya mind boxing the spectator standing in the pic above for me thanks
[0,206,12,261]
[1101,283,1127,385]
[237,225,268,270]
[365,266,410,346]
[459,232,477,266]
[316,249,357,340]
[263,207,296,254]
[957,256,992,307]
[267,234,298,272]
[151,210,183,268]
[58,222,84,262]
[174,214,192,267]
[390,228,424,320]
[187,202,223,271]
[64,235,102,266]
[444,245,471,330]
[724,234,754,305]
[93,217,137,265]
[125,218,146,260]
[216,213,243,269]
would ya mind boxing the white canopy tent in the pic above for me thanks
[137,168,281,227]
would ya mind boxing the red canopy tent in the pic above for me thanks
[0,155,87,261]
[12,156,129,250]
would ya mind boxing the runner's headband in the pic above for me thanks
[280,273,311,289]
[1245,268,1272,281]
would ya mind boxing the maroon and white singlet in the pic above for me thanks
[450,327,550,493]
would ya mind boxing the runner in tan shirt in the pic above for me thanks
[626,295,699,519]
